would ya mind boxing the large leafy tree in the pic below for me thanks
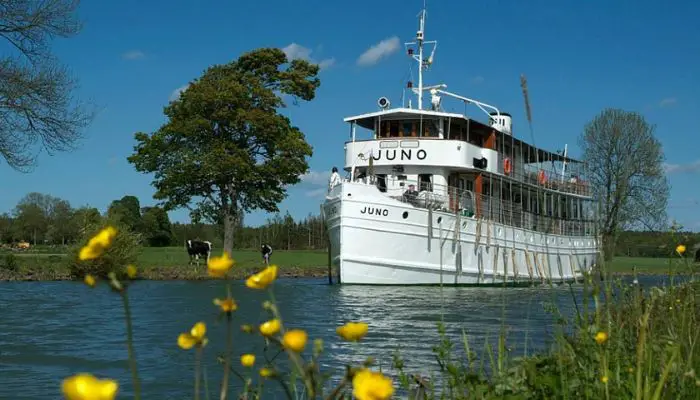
[578,108,669,260]
[128,48,319,255]
[0,0,95,171]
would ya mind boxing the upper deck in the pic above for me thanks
[343,108,591,198]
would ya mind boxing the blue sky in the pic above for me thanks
[1,0,699,230]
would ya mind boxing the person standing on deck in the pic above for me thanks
[261,244,273,265]
[328,166,341,192]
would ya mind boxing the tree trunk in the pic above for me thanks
[602,232,615,261]
[223,211,236,257]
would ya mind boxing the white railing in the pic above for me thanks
[343,177,596,237]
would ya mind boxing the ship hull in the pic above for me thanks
[323,182,599,286]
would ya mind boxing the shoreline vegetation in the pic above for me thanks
[0,246,697,282]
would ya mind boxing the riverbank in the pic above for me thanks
[1,247,696,281]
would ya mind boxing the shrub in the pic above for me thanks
[67,220,142,280]
[1,253,18,272]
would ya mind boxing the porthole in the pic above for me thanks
[437,217,442,224]
[402,211,408,219]
[347,193,352,197]
[462,222,467,229]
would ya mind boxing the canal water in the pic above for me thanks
[0,275,672,399]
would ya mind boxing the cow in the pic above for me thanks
[186,239,212,268]
[261,244,273,265]
[695,247,700,264]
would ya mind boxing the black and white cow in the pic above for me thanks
[186,239,212,267]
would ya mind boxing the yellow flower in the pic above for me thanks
[246,265,278,289]
[259,368,274,378]
[594,331,608,345]
[84,274,96,288]
[207,252,235,277]
[676,244,686,255]
[79,226,117,261]
[177,322,208,350]
[126,265,137,279]
[282,329,308,352]
[61,373,118,400]
[337,322,369,342]
[352,368,394,400]
[213,297,238,313]
[601,375,609,383]
[259,319,281,337]
[240,354,255,367]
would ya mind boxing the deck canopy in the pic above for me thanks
[343,108,583,164]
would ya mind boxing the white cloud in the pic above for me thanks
[300,170,328,185]
[664,159,700,174]
[282,43,335,71]
[659,97,677,107]
[122,50,145,60]
[169,84,190,102]
[356,36,400,66]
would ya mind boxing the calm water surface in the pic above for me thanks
[0,275,673,399]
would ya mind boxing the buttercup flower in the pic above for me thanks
[126,265,137,279]
[601,376,609,383]
[214,297,238,313]
[79,226,117,261]
[246,265,278,289]
[61,373,118,400]
[259,368,274,378]
[84,274,96,288]
[282,329,308,352]
[178,322,208,350]
[352,368,394,400]
[259,319,281,337]
[595,331,608,345]
[240,354,255,367]
[676,244,686,255]
[337,322,369,342]
[207,252,235,277]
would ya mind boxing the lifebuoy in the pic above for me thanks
[537,169,546,185]
[503,157,512,175]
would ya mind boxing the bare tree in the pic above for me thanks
[0,0,95,171]
[579,108,669,260]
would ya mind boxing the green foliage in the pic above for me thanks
[140,206,174,246]
[108,195,143,232]
[127,47,321,254]
[1,253,18,272]
[67,221,143,280]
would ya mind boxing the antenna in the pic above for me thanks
[404,1,437,110]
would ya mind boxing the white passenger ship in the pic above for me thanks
[321,5,599,285]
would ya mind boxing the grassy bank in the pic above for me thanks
[0,246,329,281]
[0,246,696,281]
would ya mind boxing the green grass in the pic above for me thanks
[606,256,699,274]
[0,246,330,281]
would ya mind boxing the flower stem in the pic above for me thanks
[195,347,202,400]
[220,282,233,400]
[121,292,141,400]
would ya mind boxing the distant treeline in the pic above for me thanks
[0,192,327,251]
[1,192,697,255]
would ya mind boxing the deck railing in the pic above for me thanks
[348,178,596,237]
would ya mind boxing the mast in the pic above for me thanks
[405,2,436,110]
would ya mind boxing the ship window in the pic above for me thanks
[418,174,433,192]
[402,122,414,137]
[376,174,387,192]
[389,121,400,137]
